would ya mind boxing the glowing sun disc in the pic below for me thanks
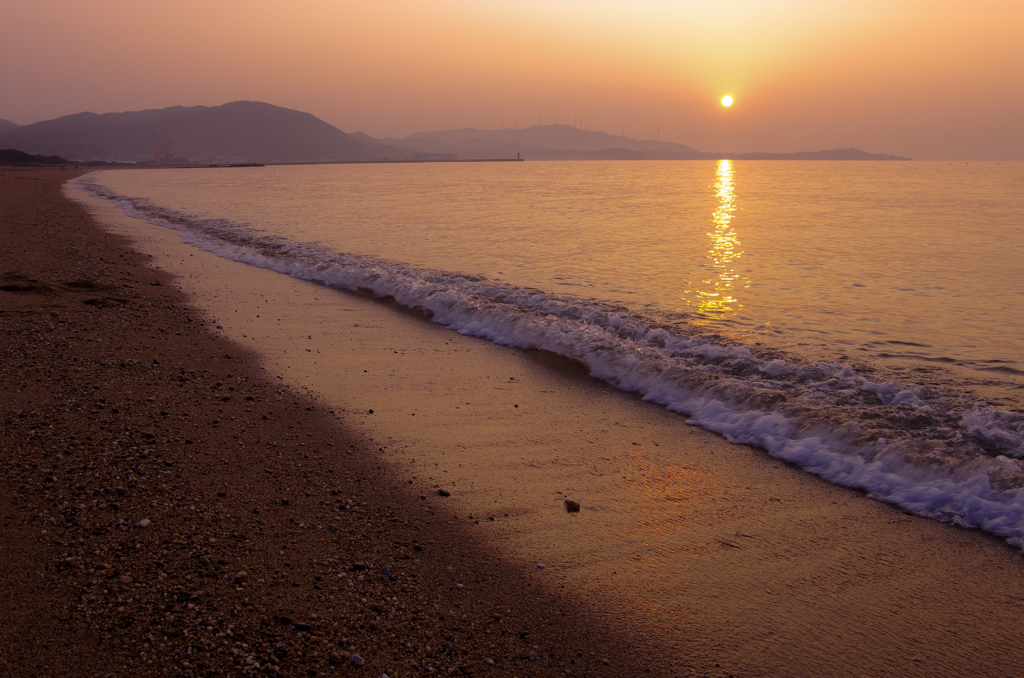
[721,95,734,107]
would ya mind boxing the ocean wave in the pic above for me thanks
[78,175,1024,548]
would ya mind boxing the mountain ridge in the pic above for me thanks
[379,124,702,160]
[0,118,22,136]
[379,124,910,161]
[0,102,911,163]
[0,102,407,164]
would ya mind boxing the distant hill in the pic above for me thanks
[0,103,911,163]
[720,147,911,161]
[380,124,701,160]
[0,102,409,164]
[0,118,21,136]
[377,125,910,161]
[529,147,646,161]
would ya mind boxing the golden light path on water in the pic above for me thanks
[682,159,749,326]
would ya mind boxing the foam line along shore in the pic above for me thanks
[77,166,1024,550]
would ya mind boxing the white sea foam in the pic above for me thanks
[79,176,1024,548]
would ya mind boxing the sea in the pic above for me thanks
[78,160,1024,547]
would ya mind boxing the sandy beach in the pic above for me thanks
[0,169,645,677]
[5,168,1024,678]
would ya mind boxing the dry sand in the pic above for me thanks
[5,168,1024,678]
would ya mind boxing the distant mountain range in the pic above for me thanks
[380,125,910,161]
[0,102,407,164]
[0,101,911,163]
[379,125,703,160]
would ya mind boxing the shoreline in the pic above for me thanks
[0,168,642,677]
[70,167,1024,677]
[8,167,1024,678]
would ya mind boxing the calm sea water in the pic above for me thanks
[82,161,1024,545]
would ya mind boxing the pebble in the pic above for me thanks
[564,500,581,513]
[120,575,133,584]
[456,583,464,589]
[199,555,212,566]
[138,518,151,527]
[379,565,391,576]
[437,489,450,497]
[328,524,336,532]
[351,654,365,666]
[537,563,545,569]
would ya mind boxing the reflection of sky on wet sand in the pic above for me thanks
[579,446,734,623]
[608,448,729,557]
[682,159,749,325]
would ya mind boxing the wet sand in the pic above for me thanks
[5,168,1024,678]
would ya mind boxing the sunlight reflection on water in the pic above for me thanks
[682,159,750,324]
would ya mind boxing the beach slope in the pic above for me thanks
[0,169,638,677]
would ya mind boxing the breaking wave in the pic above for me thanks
[79,176,1024,548]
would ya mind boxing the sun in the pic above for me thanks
[721,95,734,107]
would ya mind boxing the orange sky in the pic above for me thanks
[2,0,1022,159]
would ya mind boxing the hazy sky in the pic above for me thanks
[3,0,1022,159]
